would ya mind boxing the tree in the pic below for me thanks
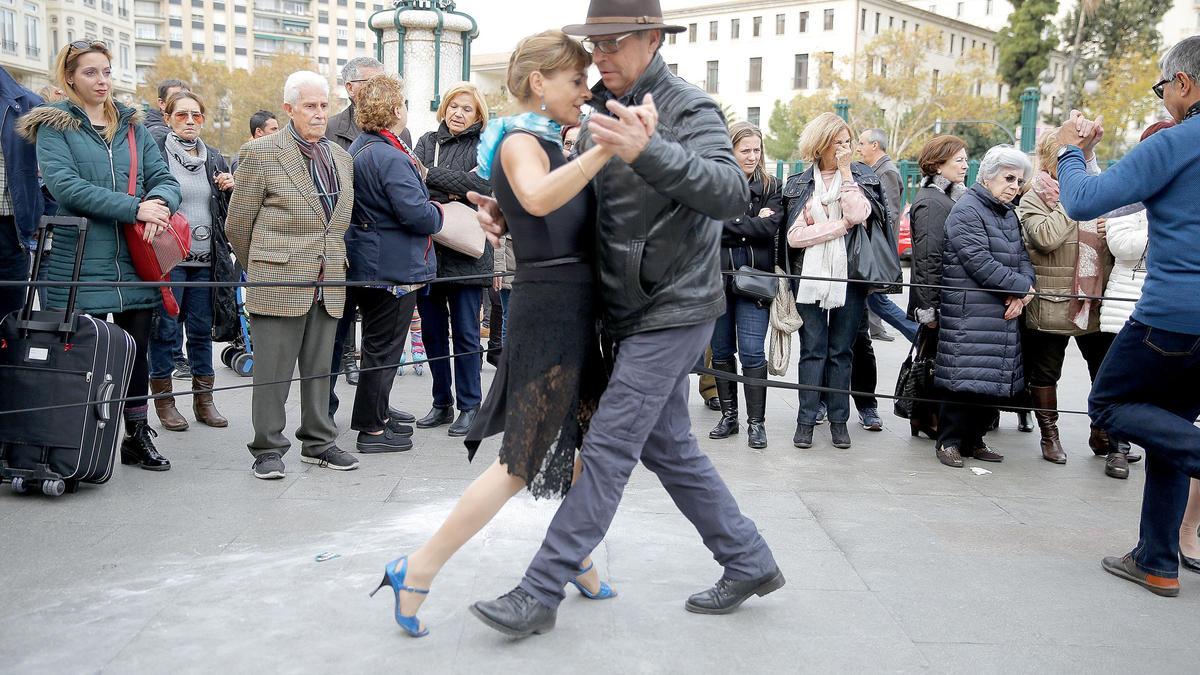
[997,0,1061,103]
[1079,50,1164,160]
[763,94,835,160]
[833,27,1015,159]
[137,53,322,156]
[1058,0,1172,110]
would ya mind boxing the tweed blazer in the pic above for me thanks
[227,129,354,319]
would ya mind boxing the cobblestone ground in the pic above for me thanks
[2,317,1198,673]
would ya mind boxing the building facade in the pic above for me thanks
[0,0,50,91]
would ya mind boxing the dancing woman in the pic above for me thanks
[371,30,635,637]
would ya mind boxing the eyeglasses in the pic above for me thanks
[67,40,107,56]
[581,32,637,55]
[1152,76,1174,99]
[172,110,205,123]
[1001,174,1026,187]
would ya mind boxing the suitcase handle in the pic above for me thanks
[21,216,89,339]
[94,375,114,424]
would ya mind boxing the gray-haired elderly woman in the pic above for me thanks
[932,145,1038,468]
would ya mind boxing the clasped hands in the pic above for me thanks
[1055,110,1105,159]
[136,199,172,242]
[1004,290,1036,321]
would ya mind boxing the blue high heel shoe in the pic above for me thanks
[369,556,430,637]
[568,562,617,600]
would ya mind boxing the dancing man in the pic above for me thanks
[467,0,783,638]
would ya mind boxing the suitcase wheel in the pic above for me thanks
[11,477,28,494]
[41,479,65,497]
[221,346,237,368]
[233,353,254,377]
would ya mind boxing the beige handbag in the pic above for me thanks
[429,140,487,259]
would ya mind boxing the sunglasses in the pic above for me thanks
[172,110,205,123]
[1001,174,1026,187]
[67,40,107,55]
[1152,76,1174,99]
[582,32,637,55]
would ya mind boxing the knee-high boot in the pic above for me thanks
[743,364,768,449]
[708,359,739,439]
[1030,385,1066,464]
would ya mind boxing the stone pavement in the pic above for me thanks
[2,327,1198,674]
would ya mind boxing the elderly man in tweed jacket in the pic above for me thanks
[227,71,358,479]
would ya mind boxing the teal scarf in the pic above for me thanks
[476,112,563,180]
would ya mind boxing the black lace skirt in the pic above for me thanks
[464,264,606,499]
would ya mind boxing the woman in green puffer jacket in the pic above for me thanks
[18,41,182,472]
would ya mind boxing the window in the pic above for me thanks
[775,14,784,35]
[731,18,739,39]
[874,12,880,35]
[752,16,761,37]
[961,36,966,53]
[191,42,204,52]
[337,18,347,26]
[667,62,677,75]
[799,12,808,33]
[949,33,954,54]
[902,20,907,31]
[191,20,203,29]
[748,57,762,91]
[824,9,834,31]
[705,60,718,93]
[747,107,760,127]
[120,43,130,69]
[957,2,964,17]
[860,8,866,31]
[708,21,716,41]
[889,16,894,29]
[986,0,993,14]
[932,69,940,93]
[667,32,675,44]
[23,13,38,58]
[318,35,328,44]
[793,53,808,89]
[319,11,328,23]
[880,59,887,79]
[688,23,695,42]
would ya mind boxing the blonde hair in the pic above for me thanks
[354,74,405,133]
[164,91,206,116]
[505,30,591,103]
[729,121,772,188]
[796,112,854,165]
[53,42,118,142]
[1036,130,1063,178]
[436,82,489,128]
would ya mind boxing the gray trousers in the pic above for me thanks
[520,321,777,608]
[247,304,339,458]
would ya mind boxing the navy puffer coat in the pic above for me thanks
[934,183,1036,399]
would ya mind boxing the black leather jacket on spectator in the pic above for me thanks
[720,177,783,288]
[580,55,749,339]
[778,162,891,277]
[907,180,956,320]
[413,121,493,286]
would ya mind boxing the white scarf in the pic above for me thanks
[795,166,848,309]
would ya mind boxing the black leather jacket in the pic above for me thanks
[777,162,891,276]
[580,55,748,340]
[721,177,783,282]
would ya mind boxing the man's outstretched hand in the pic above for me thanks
[467,191,506,248]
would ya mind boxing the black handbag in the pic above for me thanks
[730,248,776,304]
[846,211,903,292]
[894,327,935,419]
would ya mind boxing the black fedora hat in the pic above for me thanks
[563,0,687,37]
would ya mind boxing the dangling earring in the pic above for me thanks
[539,97,547,112]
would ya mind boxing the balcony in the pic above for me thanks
[1,40,17,56]
[134,2,164,19]
[102,1,114,12]
[253,18,313,39]
[136,28,165,44]
[254,0,311,18]
[26,45,40,59]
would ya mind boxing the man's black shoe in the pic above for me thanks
[356,428,413,454]
[685,568,786,615]
[469,587,557,638]
[388,407,417,424]
[415,405,454,429]
[447,408,478,437]
[385,418,415,437]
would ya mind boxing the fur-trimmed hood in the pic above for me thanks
[17,100,144,143]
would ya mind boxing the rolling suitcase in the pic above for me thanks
[0,216,136,496]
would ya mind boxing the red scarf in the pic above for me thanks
[379,129,414,161]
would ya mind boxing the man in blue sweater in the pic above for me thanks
[1056,36,1200,597]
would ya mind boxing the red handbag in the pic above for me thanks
[122,126,190,317]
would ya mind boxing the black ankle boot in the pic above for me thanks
[708,359,739,439]
[121,420,171,471]
[743,365,768,449]
[792,424,814,449]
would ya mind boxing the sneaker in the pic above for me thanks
[356,428,414,454]
[870,328,896,342]
[171,360,192,380]
[815,402,828,425]
[301,446,360,471]
[859,408,883,431]
[253,452,286,480]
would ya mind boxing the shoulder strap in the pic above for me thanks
[126,126,138,198]
[433,140,440,167]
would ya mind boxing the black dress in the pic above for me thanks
[464,131,605,499]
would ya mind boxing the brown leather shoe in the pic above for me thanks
[192,376,228,428]
[1031,385,1066,464]
[151,377,189,432]
[936,445,964,468]
[1105,451,1130,479]
[1101,554,1179,597]
[969,443,1004,463]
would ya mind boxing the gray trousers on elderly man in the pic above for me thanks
[247,303,339,458]
[519,320,778,608]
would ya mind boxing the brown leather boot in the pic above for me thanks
[151,377,189,432]
[1089,427,1113,456]
[192,375,228,428]
[1030,385,1066,464]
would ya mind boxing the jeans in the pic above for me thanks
[866,293,919,343]
[350,288,418,432]
[519,321,777,607]
[849,306,877,411]
[1089,319,1200,578]
[710,289,768,369]
[417,285,483,410]
[796,284,867,425]
[149,266,214,378]
[0,216,29,318]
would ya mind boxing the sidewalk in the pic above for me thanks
[1,332,1196,674]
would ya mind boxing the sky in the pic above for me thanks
[457,0,696,55]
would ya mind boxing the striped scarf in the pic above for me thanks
[288,122,340,221]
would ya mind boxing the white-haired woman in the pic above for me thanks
[932,145,1037,468]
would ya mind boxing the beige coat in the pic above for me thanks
[227,130,354,318]
[1016,189,1112,335]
